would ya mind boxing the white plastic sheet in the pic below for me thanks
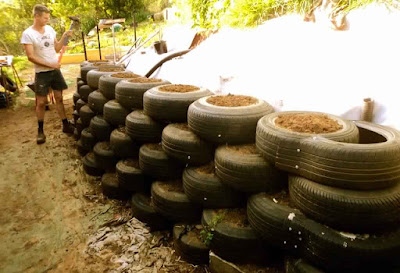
[128,4,400,129]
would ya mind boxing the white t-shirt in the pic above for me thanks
[21,25,58,73]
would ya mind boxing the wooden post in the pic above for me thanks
[97,24,102,60]
[361,98,374,122]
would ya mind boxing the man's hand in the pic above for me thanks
[55,30,73,52]
[48,62,61,69]
[63,30,73,38]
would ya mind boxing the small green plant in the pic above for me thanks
[200,212,225,247]
[200,229,214,247]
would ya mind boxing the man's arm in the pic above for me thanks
[54,31,72,53]
[23,44,60,69]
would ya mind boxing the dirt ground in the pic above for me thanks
[0,64,206,273]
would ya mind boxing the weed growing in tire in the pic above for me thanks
[200,212,224,247]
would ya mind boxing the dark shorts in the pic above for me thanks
[34,69,68,96]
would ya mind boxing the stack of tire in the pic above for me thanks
[0,91,12,108]
[72,61,400,272]
[250,111,400,273]
[73,62,124,151]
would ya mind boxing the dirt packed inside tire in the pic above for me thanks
[117,127,126,133]
[123,159,140,169]
[185,226,203,241]
[268,191,291,207]
[196,162,215,175]
[159,180,185,193]
[93,63,110,66]
[146,143,163,151]
[226,144,258,155]
[129,78,163,83]
[159,84,200,93]
[98,142,112,150]
[111,73,141,78]
[216,208,249,228]
[87,152,95,160]
[98,68,125,72]
[171,123,190,131]
[207,94,258,107]
[275,113,343,134]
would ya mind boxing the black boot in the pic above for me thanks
[62,118,74,134]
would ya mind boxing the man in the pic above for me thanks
[21,4,74,144]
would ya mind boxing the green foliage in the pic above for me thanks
[143,0,169,13]
[200,229,214,247]
[200,212,225,247]
[0,0,167,56]
[225,0,317,27]
[2,0,398,58]
[66,21,164,54]
[180,0,397,29]
[226,0,273,27]
[12,56,30,72]
[189,0,231,29]
[338,0,394,11]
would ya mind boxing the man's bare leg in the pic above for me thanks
[53,90,74,134]
[53,90,66,119]
[36,94,47,144]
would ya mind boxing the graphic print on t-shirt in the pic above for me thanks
[39,35,53,49]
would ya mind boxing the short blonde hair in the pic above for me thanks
[33,4,50,16]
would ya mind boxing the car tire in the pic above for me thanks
[151,180,202,223]
[173,224,209,265]
[215,144,287,193]
[162,123,214,166]
[79,105,96,128]
[101,173,130,200]
[98,72,142,100]
[103,100,129,127]
[188,95,274,144]
[131,193,170,231]
[125,110,165,144]
[116,159,145,192]
[89,115,113,141]
[289,175,400,233]
[93,141,118,171]
[88,90,108,114]
[182,164,243,208]
[139,143,183,180]
[86,67,126,89]
[110,127,139,158]
[82,152,104,176]
[143,84,213,122]
[115,78,170,110]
